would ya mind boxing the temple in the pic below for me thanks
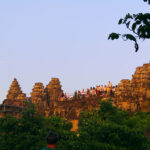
[115,63,150,112]
[0,78,27,117]
[0,62,150,130]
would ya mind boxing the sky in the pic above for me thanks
[0,0,150,103]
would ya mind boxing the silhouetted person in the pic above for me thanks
[41,131,59,150]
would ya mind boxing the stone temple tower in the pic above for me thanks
[30,82,47,107]
[6,78,22,100]
[115,62,150,112]
[45,78,63,104]
[4,78,27,107]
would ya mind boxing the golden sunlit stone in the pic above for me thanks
[115,62,150,112]
[30,82,47,105]
[4,78,27,108]
[1,62,150,131]
[6,78,22,100]
[46,78,63,102]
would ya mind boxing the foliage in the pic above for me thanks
[144,0,150,4]
[108,0,150,52]
[78,100,150,150]
[0,100,150,150]
[0,105,75,150]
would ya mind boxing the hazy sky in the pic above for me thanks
[0,0,150,103]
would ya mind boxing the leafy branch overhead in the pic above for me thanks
[143,0,150,4]
[108,1,150,52]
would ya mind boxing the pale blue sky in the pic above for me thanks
[0,0,150,103]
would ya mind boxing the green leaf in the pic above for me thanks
[123,34,137,42]
[132,23,137,32]
[108,33,120,40]
[125,13,133,20]
[143,0,150,5]
[136,20,141,25]
[118,19,123,24]
[126,21,131,28]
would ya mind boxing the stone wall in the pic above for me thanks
[43,96,100,120]
[0,104,22,118]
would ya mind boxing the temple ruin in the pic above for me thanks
[3,78,27,107]
[115,62,150,112]
[6,78,22,100]
[0,78,27,118]
[0,62,150,130]
[30,82,47,106]
[45,78,63,103]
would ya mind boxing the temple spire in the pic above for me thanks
[6,78,22,100]
[46,78,63,102]
[30,82,47,106]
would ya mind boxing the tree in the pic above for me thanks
[77,100,150,150]
[0,101,150,150]
[143,0,150,4]
[0,105,76,150]
[108,0,150,52]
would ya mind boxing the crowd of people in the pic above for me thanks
[60,81,117,101]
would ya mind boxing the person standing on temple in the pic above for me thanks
[66,93,70,100]
[90,87,93,97]
[101,85,104,95]
[104,85,107,95]
[82,89,86,98]
[74,90,78,99]
[107,81,112,88]
[78,90,81,99]
[86,88,90,97]
[60,91,64,101]
[107,81,112,96]
[96,86,100,96]
[92,87,96,97]
[64,93,67,100]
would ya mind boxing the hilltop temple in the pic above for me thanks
[0,62,150,130]
[0,77,101,130]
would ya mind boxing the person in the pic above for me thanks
[66,93,70,100]
[101,85,104,95]
[86,88,90,97]
[92,87,96,96]
[96,86,100,96]
[107,86,110,95]
[107,81,112,88]
[82,89,86,98]
[60,91,64,101]
[74,90,78,99]
[90,87,93,97]
[78,90,81,99]
[64,93,68,100]
[41,131,59,150]
[104,85,107,95]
